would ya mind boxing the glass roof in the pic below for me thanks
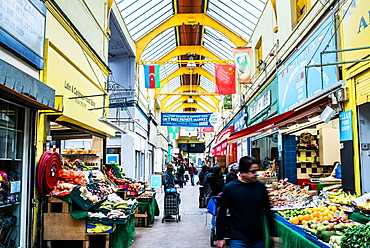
[116,0,267,112]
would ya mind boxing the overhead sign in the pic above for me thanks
[277,16,337,114]
[249,91,271,119]
[209,112,222,127]
[0,0,46,67]
[161,113,213,127]
[339,110,353,141]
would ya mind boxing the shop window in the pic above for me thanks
[255,38,263,73]
[296,0,310,22]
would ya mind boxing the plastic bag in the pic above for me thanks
[206,197,217,216]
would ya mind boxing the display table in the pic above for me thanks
[55,195,136,248]
[110,215,136,248]
[274,214,330,248]
[348,211,370,224]
[138,197,160,225]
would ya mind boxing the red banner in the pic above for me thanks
[214,64,236,95]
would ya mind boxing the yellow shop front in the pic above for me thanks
[340,0,370,194]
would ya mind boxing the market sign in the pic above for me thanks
[0,0,46,68]
[249,91,270,119]
[277,16,337,114]
[339,110,353,141]
[234,111,246,132]
[340,0,370,67]
[161,113,213,127]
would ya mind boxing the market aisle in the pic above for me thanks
[131,181,213,248]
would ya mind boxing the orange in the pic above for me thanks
[290,217,300,225]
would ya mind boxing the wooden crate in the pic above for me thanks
[134,212,148,227]
[47,196,69,213]
[44,213,86,240]
[85,233,109,248]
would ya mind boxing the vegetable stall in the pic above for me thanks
[37,151,159,248]
[264,180,370,248]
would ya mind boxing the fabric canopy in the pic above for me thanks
[227,110,295,143]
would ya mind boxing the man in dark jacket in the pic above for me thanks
[216,156,280,248]
[162,163,176,190]
[206,165,224,233]
[226,163,239,184]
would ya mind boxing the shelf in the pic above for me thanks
[0,125,23,132]
[0,201,20,208]
[0,158,22,161]
[296,161,316,163]
[61,154,99,156]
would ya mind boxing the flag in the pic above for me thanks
[144,64,160,88]
[223,95,232,109]
[197,127,205,140]
[168,127,180,139]
[232,47,252,84]
[203,127,214,132]
[214,64,236,95]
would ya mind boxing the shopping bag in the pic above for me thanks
[206,197,217,216]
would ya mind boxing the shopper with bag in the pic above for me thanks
[206,165,224,234]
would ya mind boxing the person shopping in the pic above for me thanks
[206,165,224,234]
[189,162,197,186]
[216,156,280,248]
[162,163,176,190]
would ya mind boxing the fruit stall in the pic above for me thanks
[37,152,159,248]
[265,180,370,248]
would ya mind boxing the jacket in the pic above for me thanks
[206,173,224,196]
[162,170,175,189]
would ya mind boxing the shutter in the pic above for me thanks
[355,71,370,105]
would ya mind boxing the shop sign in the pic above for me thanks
[234,112,246,132]
[249,91,270,119]
[339,110,353,141]
[150,174,162,188]
[277,16,337,114]
[223,95,233,109]
[0,0,45,67]
[161,113,213,127]
[340,0,370,65]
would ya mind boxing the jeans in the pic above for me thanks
[211,215,216,230]
[190,174,195,185]
[229,240,265,248]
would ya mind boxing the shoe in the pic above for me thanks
[192,184,194,186]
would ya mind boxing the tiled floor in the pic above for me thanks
[131,178,216,248]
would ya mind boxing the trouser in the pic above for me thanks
[190,174,195,185]
[199,186,205,207]
[229,240,265,248]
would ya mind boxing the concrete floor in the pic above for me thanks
[131,178,215,248]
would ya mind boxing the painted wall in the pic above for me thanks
[54,0,109,62]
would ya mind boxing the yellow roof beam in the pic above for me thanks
[160,85,220,106]
[163,96,216,112]
[158,46,221,64]
[155,67,215,96]
[136,13,247,61]
[171,103,208,113]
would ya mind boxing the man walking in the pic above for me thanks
[216,156,280,248]
[189,162,197,186]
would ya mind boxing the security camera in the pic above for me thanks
[319,106,336,123]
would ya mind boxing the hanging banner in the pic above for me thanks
[214,64,236,95]
[161,113,213,127]
[232,47,252,84]
[223,95,233,109]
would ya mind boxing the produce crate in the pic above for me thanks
[44,213,86,240]
[47,196,69,213]
[70,184,107,211]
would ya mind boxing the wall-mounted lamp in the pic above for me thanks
[186,53,197,69]
[258,60,266,70]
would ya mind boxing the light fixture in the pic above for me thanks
[258,60,266,70]
[319,106,336,123]
[187,96,195,103]
[186,53,197,69]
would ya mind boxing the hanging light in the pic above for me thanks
[186,54,197,69]
[187,96,195,103]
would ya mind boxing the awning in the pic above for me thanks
[227,110,295,143]
[228,97,331,143]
